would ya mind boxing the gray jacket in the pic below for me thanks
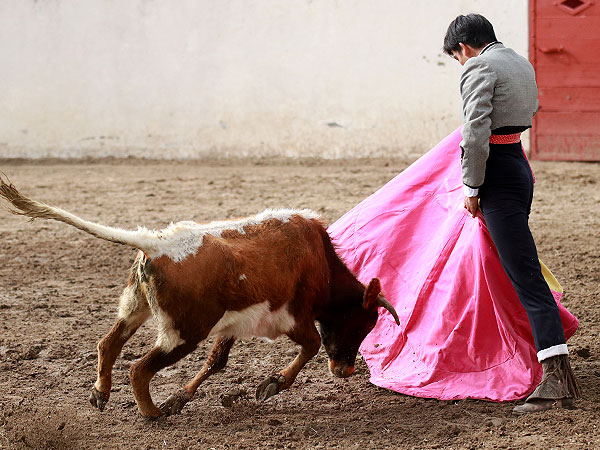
[460,42,539,188]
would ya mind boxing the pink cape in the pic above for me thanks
[327,127,578,402]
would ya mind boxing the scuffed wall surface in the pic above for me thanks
[0,1,528,159]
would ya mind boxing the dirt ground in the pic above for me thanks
[0,157,598,450]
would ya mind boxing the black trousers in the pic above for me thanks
[478,142,566,353]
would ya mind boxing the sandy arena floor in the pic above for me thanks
[0,157,598,449]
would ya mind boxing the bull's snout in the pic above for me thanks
[328,359,355,378]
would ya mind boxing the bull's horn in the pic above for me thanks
[377,296,400,326]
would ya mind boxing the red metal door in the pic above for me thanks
[529,0,600,160]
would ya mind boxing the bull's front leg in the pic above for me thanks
[256,322,321,401]
[159,335,236,416]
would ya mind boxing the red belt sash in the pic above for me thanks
[489,133,522,144]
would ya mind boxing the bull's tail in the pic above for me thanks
[0,176,159,254]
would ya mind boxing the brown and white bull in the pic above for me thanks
[0,178,399,418]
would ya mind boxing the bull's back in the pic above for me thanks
[149,216,330,312]
[142,216,330,341]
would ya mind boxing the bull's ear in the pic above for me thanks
[363,278,382,310]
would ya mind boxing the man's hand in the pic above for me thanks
[464,195,479,218]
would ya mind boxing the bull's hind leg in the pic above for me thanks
[256,322,321,401]
[90,282,150,411]
[159,335,236,416]
[129,341,198,418]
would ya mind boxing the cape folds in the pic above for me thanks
[327,127,578,402]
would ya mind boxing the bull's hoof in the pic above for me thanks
[256,374,286,402]
[159,389,193,416]
[89,387,110,411]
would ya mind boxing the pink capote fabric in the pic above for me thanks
[327,127,578,402]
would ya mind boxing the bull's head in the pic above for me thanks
[319,278,400,378]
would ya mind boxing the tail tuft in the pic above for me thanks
[0,175,53,220]
[0,174,157,253]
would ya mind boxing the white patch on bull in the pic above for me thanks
[117,285,144,321]
[155,317,185,353]
[115,262,152,335]
[149,208,319,263]
[207,301,296,341]
[239,274,247,281]
[117,285,137,318]
[117,285,151,335]
[142,277,186,353]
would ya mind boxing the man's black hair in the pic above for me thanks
[443,14,497,56]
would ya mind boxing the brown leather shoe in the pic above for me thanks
[512,354,580,415]
[513,397,574,415]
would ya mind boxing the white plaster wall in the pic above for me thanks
[0,0,528,159]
